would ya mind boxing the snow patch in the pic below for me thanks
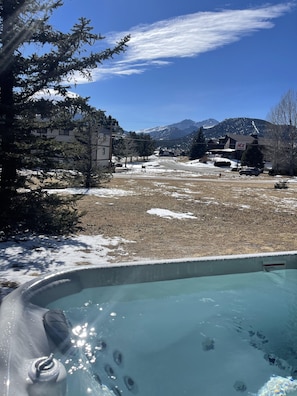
[0,235,133,287]
[46,188,135,197]
[147,208,197,219]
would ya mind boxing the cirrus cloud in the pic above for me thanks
[117,3,295,62]
[73,2,295,83]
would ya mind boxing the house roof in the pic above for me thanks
[225,133,255,143]
[224,133,272,146]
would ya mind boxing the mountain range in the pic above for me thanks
[138,119,218,140]
[137,117,273,149]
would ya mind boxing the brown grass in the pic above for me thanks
[76,173,297,262]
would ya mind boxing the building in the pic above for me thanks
[33,118,114,169]
[208,133,269,161]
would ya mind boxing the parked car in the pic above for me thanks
[213,159,231,167]
[239,167,261,176]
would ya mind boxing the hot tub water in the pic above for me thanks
[46,269,297,396]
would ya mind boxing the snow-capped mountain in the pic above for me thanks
[137,118,219,141]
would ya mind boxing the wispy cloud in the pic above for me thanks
[77,2,295,82]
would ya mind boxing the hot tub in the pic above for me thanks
[1,252,297,396]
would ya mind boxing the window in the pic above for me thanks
[59,129,70,136]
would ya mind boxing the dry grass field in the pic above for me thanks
[76,173,297,262]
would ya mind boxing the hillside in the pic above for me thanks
[205,117,273,138]
[142,117,273,150]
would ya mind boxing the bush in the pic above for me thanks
[0,190,82,239]
[274,180,288,189]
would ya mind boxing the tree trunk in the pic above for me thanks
[0,0,18,203]
[0,70,17,197]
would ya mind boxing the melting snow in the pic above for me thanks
[46,187,135,197]
[147,208,197,219]
[0,235,133,289]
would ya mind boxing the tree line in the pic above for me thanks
[113,132,155,166]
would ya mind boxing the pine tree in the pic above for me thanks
[241,138,264,168]
[0,0,129,237]
[189,127,207,160]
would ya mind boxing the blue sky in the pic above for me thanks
[50,0,297,131]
